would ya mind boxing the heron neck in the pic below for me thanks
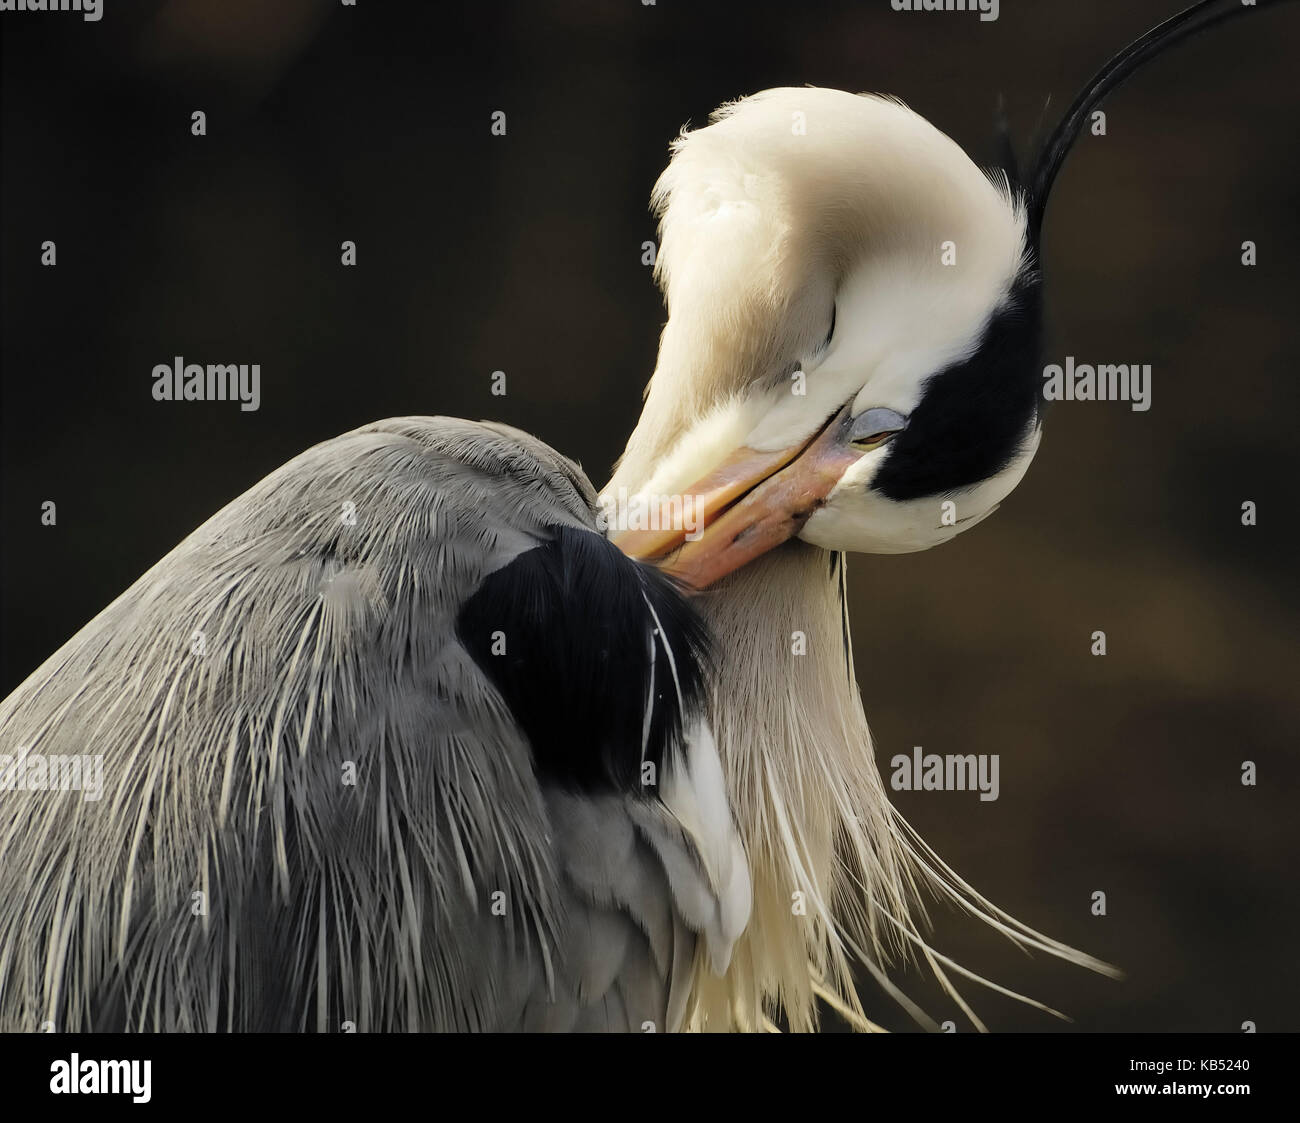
[685,541,907,1030]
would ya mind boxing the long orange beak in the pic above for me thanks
[612,406,859,590]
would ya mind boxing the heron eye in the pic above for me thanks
[851,431,895,451]
[848,406,907,450]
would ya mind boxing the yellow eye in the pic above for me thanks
[851,431,896,451]
[847,407,907,451]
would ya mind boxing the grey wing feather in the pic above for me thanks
[0,416,737,1032]
[537,790,730,1032]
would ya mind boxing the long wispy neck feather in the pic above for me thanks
[681,542,1114,1031]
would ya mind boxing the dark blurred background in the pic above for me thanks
[2,0,1297,1031]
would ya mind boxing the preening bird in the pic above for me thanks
[0,0,1289,1032]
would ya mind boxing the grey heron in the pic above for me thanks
[0,0,1286,1032]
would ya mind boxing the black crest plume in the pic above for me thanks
[1028,0,1297,239]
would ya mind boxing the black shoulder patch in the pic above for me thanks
[871,266,1043,502]
[455,526,711,795]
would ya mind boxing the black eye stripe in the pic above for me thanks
[870,266,1043,501]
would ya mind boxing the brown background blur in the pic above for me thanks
[2,0,1296,1031]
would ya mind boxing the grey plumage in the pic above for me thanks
[16,34,1230,1028]
[0,416,734,1032]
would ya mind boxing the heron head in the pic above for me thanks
[608,87,1044,587]
[610,0,1272,589]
